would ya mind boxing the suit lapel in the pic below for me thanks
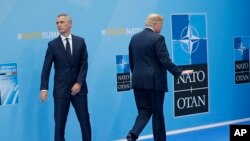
[57,36,73,65]
[71,35,77,65]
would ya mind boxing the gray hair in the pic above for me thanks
[145,13,164,27]
[57,13,72,23]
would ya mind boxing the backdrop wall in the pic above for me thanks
[0,0,250,141]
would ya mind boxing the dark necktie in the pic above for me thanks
[65,38,71,56]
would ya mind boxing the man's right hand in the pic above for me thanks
[40,91,48,103]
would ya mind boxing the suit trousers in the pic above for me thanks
[131,89,166,141]
[54,94,91,141]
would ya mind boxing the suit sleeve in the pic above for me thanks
[76,39,88,85]
[40,43,54,90]
[155,36,182,78]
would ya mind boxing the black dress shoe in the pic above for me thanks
[126,133,138,141]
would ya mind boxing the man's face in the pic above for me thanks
[153,21,163,33]
[56,16,71,34]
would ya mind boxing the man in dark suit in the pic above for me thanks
[127,13,193,141]
[40,13,91,141]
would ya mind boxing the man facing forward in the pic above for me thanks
[40,13,91,141]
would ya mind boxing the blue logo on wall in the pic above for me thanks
[116,55,130,73]
[172,14,207,65]
[171,14,209,117]
[234,36,250,84]
[116,55,131,92]
[234,37,250,61]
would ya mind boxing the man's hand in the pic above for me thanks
[71,83,81,96]
[40,91,48,103]
[181,70,194,75]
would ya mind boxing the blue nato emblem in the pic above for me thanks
[116,55,131,91]
[171,14,209,116]
[116,55,130,73]
[172,14,207,65]
[234,37,250,84]
[234,37,250,61]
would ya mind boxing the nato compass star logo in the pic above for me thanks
[118,58,128,72]
[234,37,250,61]
[179,24,200,56]
[237,42,247,55]
[116,55,130,73]
[171,14,207,65]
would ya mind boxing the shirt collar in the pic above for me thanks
[60,34,72,41]
[145,26,155,32]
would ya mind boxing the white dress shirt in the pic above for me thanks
[60,34,73,55]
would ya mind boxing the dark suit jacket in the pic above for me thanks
[40,35,88,98]
[129,28,182,92]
